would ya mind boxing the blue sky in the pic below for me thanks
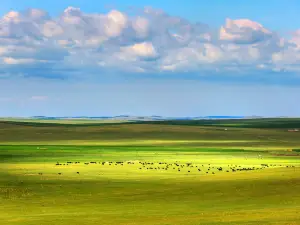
[2,0,300,31]
[0,1,300,117]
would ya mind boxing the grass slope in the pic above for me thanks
[0,120,300,148]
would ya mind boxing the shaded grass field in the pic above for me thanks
[1,119,300,224]
[1,119,300,148]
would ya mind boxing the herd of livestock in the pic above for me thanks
[49,161,297,176]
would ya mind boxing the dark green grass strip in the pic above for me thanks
[2,118,300,128]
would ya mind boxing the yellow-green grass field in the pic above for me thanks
[1,119,300,225]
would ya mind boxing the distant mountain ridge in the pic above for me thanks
[28,115,248,121]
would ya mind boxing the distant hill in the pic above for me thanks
[28,115,247,120]
[19,115,247,121]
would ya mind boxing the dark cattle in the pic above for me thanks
[77,172,80,174]
[58,173,62,175]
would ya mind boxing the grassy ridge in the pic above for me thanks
[133,118,300,129]
[1,119,300,148]
[2,117,300,128]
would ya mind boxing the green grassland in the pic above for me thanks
[1,119,300,225]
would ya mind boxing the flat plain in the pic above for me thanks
[1,119,300,225]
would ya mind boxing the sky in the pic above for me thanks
[0,1,300,117]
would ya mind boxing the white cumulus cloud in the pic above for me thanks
[0,6,299,80]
